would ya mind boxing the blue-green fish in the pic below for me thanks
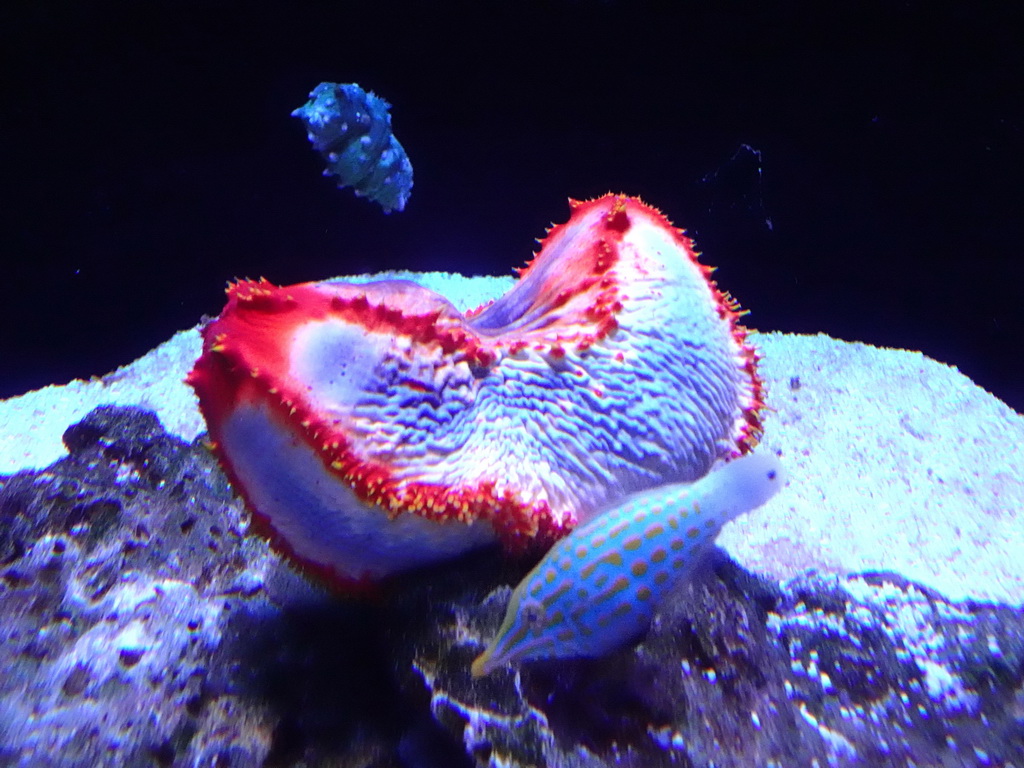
[472,451,785,677]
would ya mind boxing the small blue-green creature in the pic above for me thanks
[472,451,785,677]
[292,82,413,213]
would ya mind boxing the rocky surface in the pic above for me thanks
[0,406,459,768]
[2,406,1021,767]
[410,560,1024,767]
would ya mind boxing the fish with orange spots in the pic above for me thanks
[471,451,785,677]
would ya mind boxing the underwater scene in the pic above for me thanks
[2,4,1022,767]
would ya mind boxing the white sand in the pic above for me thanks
[720,332,1024,606]
[2,273,1021,605]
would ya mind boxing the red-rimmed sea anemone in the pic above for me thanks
[187,194,765,586]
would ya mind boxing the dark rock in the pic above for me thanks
[394,551,1024,767]
[0,406,426,767]
[2,406,1022,767]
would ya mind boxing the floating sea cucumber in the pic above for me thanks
[472,450,785,676]
[292,82,413,213]
[187,195,765,585]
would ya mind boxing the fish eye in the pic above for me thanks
[521,599,545,629]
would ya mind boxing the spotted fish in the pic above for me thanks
[471,451,785,677]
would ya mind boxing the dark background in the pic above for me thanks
[3,2,1022,412]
